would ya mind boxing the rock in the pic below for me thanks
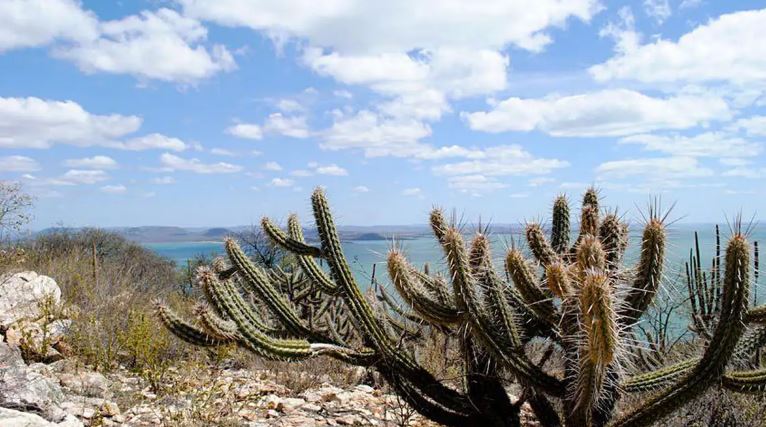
[6,319,69,362]
[0,342,67,422]
[0,271,61,330]
[0,407,83,426]
[354,384,374,393]
[100,400,120,417]
[58,370,111,398]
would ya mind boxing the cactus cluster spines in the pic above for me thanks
[155,186,766,427]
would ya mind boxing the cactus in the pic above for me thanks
[155,188,766,427]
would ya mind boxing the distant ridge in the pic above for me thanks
[35,222,726,244]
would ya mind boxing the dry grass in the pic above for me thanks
[0,229,191,372]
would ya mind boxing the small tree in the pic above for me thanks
[0,181,33,242]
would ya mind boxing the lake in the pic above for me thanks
[143,223,765,298]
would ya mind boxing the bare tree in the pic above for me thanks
[0,181,33,241]
[234,224,283,269]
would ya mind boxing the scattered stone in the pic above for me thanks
[0,271,61,330]
[0,342,67,422]
[0,407,83,426]
[58,370,111,398]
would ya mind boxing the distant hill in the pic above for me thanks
[35,225,433,243]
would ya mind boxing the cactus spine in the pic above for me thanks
[156,188,766,427]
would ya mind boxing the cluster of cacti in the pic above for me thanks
[155,188,766,427]
[684,226,764,368]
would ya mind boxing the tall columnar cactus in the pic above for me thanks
[156,188,766,427]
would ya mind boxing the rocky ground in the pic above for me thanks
[0,271,439,426]
[0,270,538,426]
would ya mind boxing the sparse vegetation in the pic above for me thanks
[156,187,766,427]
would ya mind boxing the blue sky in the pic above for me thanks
[1,0,765,228]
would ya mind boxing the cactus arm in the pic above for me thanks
[261,217,323,257]
[621,358,701,392]
[388,250,462,325]
[441,227,564,396]
[614,234,750,427]
[483,268,523,349]
[526,223,561,268]
[505,249,558,327]
[599,213,627,268]
[429,208,449,244]
[155,302,231,347]
[571,271,618,426]
[286,214,340,295]
[746,304,766,323]
[383,372,478,426]
[551,194,570,254]
[732,326,766,368]
[201,267,377,363]
[545,262,572,298]
[721,368,766,393]
[471,236,523,348]
[620,219,666,325]
[218,278,284,335]
[572,188,600,250]
[311,189,480,414]
[411,269,455,307]
[225,238,317,338]
[194,304,241,341]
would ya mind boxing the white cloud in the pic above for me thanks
[321,110,434,158]
[679,0,702,9]
[63,155,118,169]
[210,147,235,156]
[402,187,422,197]
[447,174,507,193]
[121,133,188,151]
[315,164,347,176]
[591,9,766,84]
[270,177,294,187]
[263,161,282,171]
[0,0,98,52]
[596,157,713,179]
[643,0,671,24]
[100,184,127,194]
[723,167,766,179]
[619,132,762,158]
[433,145,568,177]
[0,97,140,149]
[53,8,236,83]
[291,163,349,177]
[227,113,310,140]
[180,0,599,149]
[599,7,640,54]
[463,89,730,137]
[160,153,242,174]
[56,169,110,185]
[276,99,304,113]
[304,47,508,121]
[353,185,369,193]
[334,90,353,99]
[263,113,310,138]
[179,0,599,54]
[734,116,766,136]
[0,155,40,172]
[226,123,263,140]
[0,97,189,151]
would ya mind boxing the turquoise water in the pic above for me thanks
[143,223,765,295]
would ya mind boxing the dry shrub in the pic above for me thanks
[1,228,192,371]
